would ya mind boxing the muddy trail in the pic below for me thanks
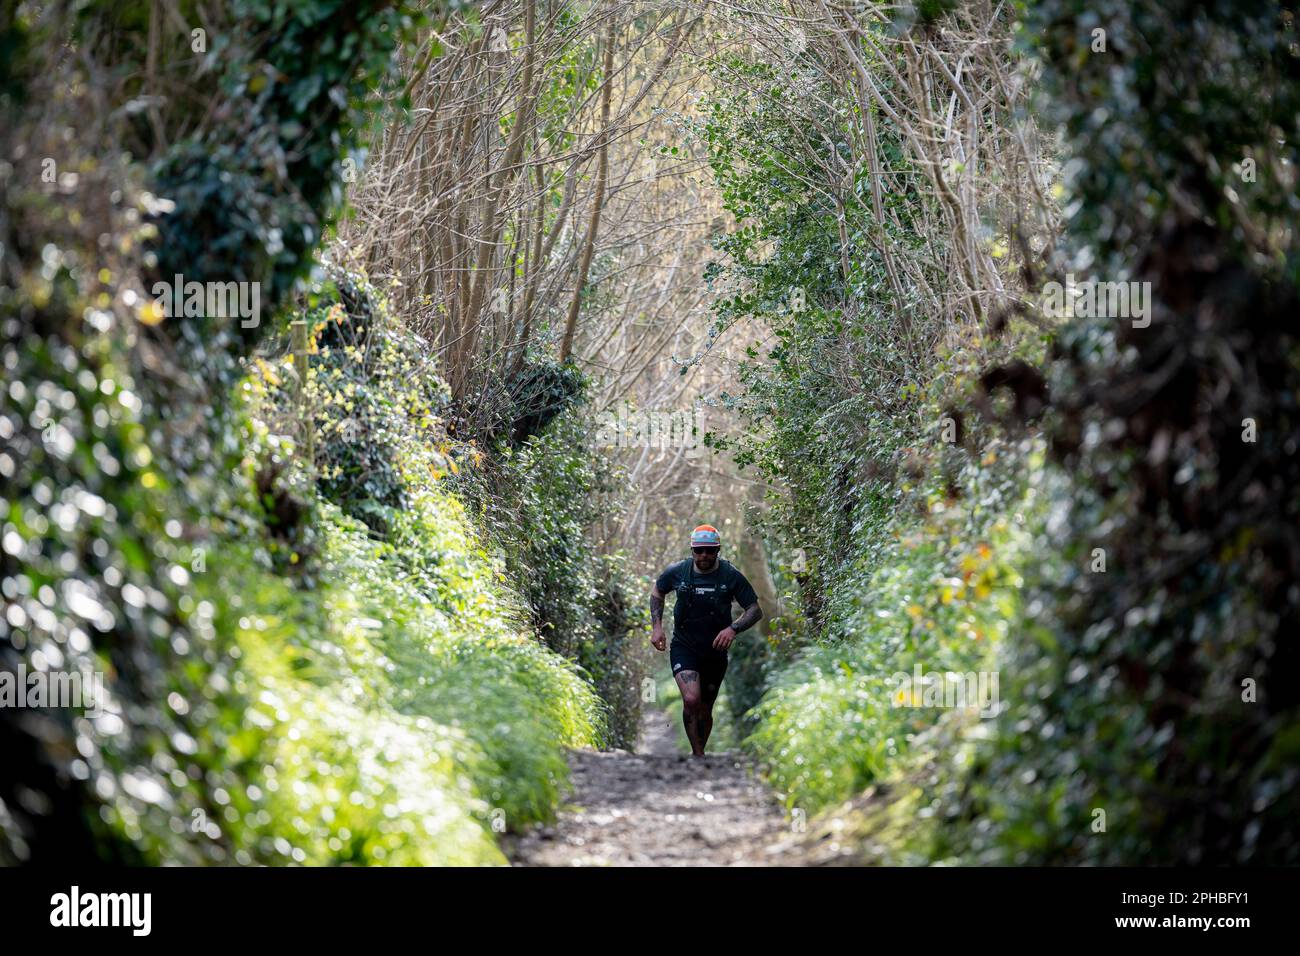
[506,709,818,866]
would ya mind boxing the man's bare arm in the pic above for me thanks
[713,600,761,651]
[650,585,667,650]
[731,601,763,634]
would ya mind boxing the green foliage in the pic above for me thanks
[300,494,601,835]
[534,16,603,153]
[0,320,245,864]
[746,438,1038,814]
[499,359,586,447]
[285,266,452,533]
[930,0,1300,865]
[588,552,652,751]
[464,401,648,750]
[695,47,941,637]
[145,0,424,382]
[1,1,603,866]
[191,529,500,866]
[1,9,254,861]
[379,488,605,822]
[724,0,1300,866]
[692,39,961,803]
[232,274,607,846]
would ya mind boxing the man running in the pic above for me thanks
[650,525,763,757]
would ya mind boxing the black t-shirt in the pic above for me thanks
[655,558,758,650]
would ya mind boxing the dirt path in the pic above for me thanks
[507,708,801,866]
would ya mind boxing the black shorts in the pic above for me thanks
[670,639,728,688]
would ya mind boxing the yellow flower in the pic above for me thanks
[254,357,281,387]
[137,299,165,326]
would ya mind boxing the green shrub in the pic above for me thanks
[930,0,1300,865]
[463,398,647,749]
[587,553,652,750]
[745,438,1038,813]
[1,0,612,867]
[284,266,452,532]
[146,0,423,358]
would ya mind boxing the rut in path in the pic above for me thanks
[507,708,807,866]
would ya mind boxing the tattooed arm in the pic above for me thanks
[713,601,762,651]
[650,585,667,651]
[731,602,763,635]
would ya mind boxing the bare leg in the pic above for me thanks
[674,670,706,756]
[699,679,722,750]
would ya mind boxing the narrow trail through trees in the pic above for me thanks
[508,709,804,866]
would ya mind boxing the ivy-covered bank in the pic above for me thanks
[699,0,1300,865]
[1,1,638,865]
[205,272,611,864]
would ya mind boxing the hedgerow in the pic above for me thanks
[1,0,617,866]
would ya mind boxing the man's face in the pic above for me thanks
[692,546,719,572]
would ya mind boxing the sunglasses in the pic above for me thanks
[692,547,720,555]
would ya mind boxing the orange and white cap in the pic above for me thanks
[690,525,721,547]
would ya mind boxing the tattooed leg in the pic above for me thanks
[674,670,705,756]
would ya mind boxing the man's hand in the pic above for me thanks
[712,626,737,651]
[651,624,666,651]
